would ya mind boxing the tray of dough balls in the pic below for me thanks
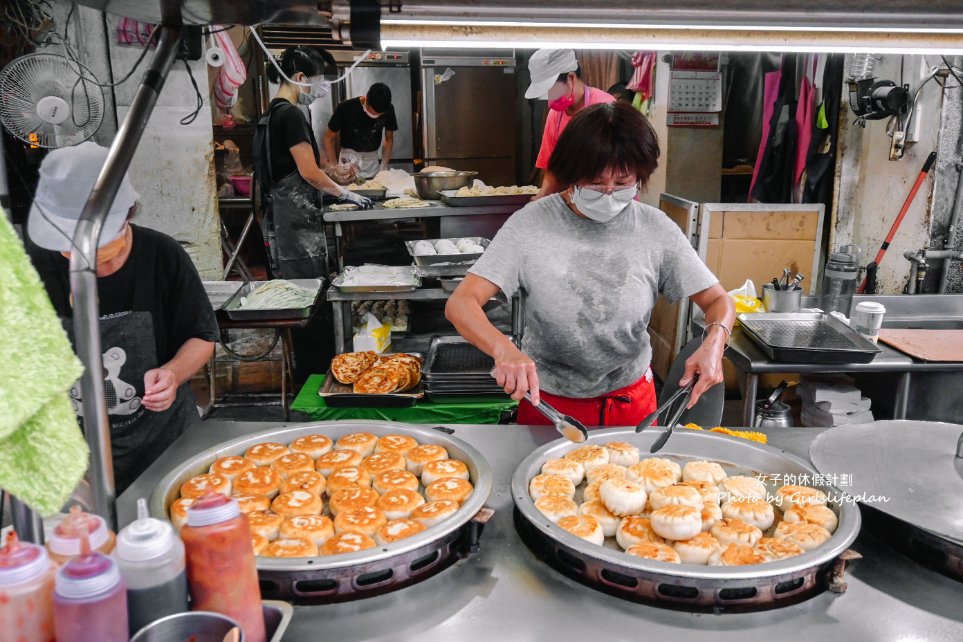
[150,421,493,601]
[405,237,490,266]
[512,428,861,609]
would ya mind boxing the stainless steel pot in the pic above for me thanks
[413,171,477,200]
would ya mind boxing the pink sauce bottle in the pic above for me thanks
[46,505,116,565]
[0,531,56,642]
[53,535,128,642]
[181,492,266,642]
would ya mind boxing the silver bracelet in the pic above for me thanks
[702,321,731,348]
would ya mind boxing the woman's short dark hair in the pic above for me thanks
[366,82,392,114]
[268,46,334,84]
[548,102,660,189]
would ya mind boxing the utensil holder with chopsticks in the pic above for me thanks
[762,284,802,313]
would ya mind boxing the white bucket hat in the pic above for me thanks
[525,49,578,100]
[28,141,139,252]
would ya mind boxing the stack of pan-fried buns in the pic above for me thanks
[530,441,838,567]
[330,351,423,394]
[171,431,473,558]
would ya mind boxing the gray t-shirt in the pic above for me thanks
[469,194,718,398]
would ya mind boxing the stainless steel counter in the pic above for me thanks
[119,422,963,642]
[322,202,515,223]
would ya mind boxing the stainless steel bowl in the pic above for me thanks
[512,429,862,611]
[150,421,494,603]
[414,171,477,200]
[130,612,242,642]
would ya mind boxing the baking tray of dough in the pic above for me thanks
[220,279,324,321]
[347,188,388,199]
[331,265,421,292]
[149,420,494,603]
[405,237,490,266]
[203,280,244,310]
[438,189,534,207]
[738,312,881,364]
[512,428,861,612]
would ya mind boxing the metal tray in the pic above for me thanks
[203,280,243,310]
[426,391,509,404]
[512,429,861,612]
[263,600,294,642]
[331,266,421,293]
[347,188,387,199]
[405,237,490,266]
[439,189,535,207]
[739,312,882,363]
[149,421,494,603]
[220,279,324,321]
[440,277,464,293]
[423,335,497,379]
[319,353,425,407]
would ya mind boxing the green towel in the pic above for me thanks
[0,210,88,514]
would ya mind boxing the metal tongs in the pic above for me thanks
[634,375,699,453]
[490,368,588,443]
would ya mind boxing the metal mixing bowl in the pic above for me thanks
[414,171,477,199]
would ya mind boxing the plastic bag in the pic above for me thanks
[728,279,765,317]
[353,313,391,353]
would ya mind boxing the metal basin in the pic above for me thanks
[413,171,477,200]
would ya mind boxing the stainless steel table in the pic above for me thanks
[120,421,963,642]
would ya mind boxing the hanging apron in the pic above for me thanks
[63,311,197,493]
[339,148,380,180]
[259,102,330,279]
[516,369,657,428]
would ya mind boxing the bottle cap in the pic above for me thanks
[0,531,51,587]
[55,533,122,599]
[48,506,111,556]
[186,492,240,528]
[117,498,177,562]
[829,252,856,264]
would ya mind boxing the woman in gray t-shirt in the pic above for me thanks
[446,102,734,427]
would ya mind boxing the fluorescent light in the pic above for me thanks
[381,18,963,35]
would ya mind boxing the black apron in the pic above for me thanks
[64,310,197,493]
[258,101,331,279]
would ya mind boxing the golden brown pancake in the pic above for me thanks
[244,442,290,466]
[179,473,231,499]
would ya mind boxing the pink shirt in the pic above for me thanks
[535,87,616,170]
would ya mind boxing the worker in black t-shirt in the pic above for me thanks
[26,143,218,493]
[254,46,373,280]
[323,83,399,180]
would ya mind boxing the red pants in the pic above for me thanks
[517,371,657,428]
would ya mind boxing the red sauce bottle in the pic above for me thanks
[0,531,56,642]
[180,492,266,642]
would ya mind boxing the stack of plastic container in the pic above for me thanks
[799,375,874,426]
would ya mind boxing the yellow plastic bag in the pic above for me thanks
[728,279,764,322]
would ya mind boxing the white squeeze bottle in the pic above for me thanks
[115,498,189,636]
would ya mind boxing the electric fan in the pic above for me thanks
[0,53,105,148]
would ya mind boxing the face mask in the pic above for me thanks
[362,98,380,119]
[548,81,575,112]
[570,185,637,223]
[61,225,128,264]
[296,74,325,105]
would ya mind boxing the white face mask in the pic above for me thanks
[570,185,637,223]
[296,75,329,105]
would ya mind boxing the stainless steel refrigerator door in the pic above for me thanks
[343,66,414,160]
[422,65,517,159]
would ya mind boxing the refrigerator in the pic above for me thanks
[332,50,415,172]
[420,54,518,186]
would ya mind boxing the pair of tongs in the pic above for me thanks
[634,376,699,453]
[489,368,588,443]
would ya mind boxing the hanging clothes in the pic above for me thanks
[748,67,785,200]
[804,55,845,209]
[793,55,819,202]
[750,56,799,203]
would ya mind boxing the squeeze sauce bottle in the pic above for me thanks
[46,505,116,565]
[181,492,266,642]
[0,531,56,642]
[53,533,128,642]
[115,498,189,636]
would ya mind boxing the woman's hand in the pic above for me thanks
[679,338,726,407]
[492,342,540,404]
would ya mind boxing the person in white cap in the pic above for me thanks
[526,49,615,200]
[26,142,217,493]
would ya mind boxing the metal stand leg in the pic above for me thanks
[332,301,351,354]
[281,328,295,420]
[894,372,911,419]
[334,222,345,270]
[742,373,759,427]
[222,211,256,280]
[10,496,44,545]
[200,353,216,419]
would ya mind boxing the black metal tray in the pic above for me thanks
[739,312,882,364]
[220,279,324,321]
[438,189,535,207]
[423,335,497,377]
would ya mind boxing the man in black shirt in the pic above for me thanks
[26,142,217,492]
[324,82,399,179]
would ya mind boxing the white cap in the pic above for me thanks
[27,141,139,252]
[526,49,578,99]
[116,498,177,562]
